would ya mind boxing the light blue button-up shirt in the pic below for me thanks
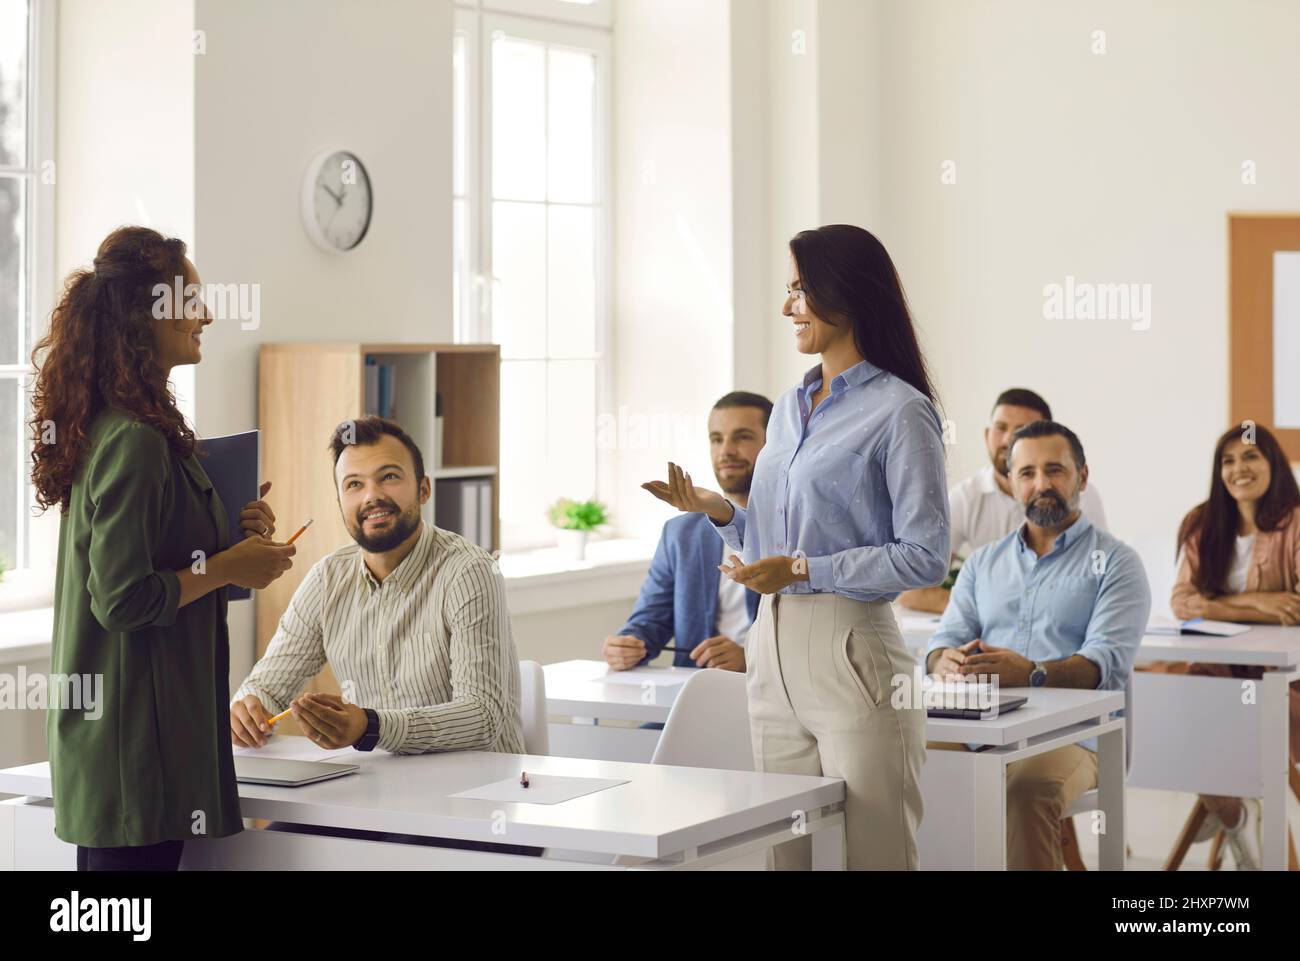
[926,514,1151,750]
[711,359,950,602]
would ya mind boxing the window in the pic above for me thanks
[454,1,611,551]
[0,0,53,573]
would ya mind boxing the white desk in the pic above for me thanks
[544,659,695,762]
[0,735,845,871]
[544,660,1126,869]
[1132,626,1300,871]
[894,606,943,654]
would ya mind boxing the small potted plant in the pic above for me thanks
[548,497,609,561]
[940,554,964,591]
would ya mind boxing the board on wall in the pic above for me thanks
[1228,214,1300,460]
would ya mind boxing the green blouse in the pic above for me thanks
[47,407,243,847]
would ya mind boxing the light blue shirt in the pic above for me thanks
[712,359,950,602]
[926,514,1151,750]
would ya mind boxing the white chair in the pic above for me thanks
[653,669,766,869]
[518,660,548,756]
[651,668,753,770]
[1062,674,1133,869]
[549,668,760,868]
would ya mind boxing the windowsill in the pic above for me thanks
[0,540,656,650]
[0,567,55,615]
[500,537,655,615]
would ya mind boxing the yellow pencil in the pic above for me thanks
[265,708,292,727]
[285,518,313,545]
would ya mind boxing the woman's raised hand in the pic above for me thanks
[641,462,734,525]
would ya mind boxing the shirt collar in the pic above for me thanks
[357,520,434,594]
[1014,511,1093,556]
[976,464,1004,495]
[799,358,885,398]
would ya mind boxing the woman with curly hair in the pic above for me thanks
[30,226,298,871]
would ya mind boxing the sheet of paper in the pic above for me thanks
[597,670,691,688]
[449,774,629,805]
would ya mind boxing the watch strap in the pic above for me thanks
[354,707,381,751]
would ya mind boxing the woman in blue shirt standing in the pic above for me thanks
[644,224,950,870]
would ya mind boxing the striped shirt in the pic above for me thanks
[233,521,525,755]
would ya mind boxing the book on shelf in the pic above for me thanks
[434,475,494,550]
[363,356,398,420]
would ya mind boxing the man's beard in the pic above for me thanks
[716,466,754,497]
[993,447,1010,477]
[1024,488,1077,527]
[351,501,421,552]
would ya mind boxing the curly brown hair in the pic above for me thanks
[29,225,197,513]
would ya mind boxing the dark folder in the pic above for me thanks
[197,430,260,601]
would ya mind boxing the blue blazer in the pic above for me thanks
[617,512,760,667]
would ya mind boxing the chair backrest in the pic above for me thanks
[1123,671,1134,776]
[651,669,752,771]
[518,660,548,756]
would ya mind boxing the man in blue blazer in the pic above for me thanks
[603,392,771,673]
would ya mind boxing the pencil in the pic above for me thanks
[285,518,313,545]
[265,708,292,727]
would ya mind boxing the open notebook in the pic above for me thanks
[1146,616,1250,637]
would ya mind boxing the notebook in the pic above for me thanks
[1146,617,1250,637]
[234,756,359,787]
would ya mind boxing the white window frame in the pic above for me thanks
[482,0,612,30]
[454,1,613,551]
[0,0,56,573]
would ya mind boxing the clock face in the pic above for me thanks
[306,150,373,252]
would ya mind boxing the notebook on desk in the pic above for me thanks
[1146,616,1250,637]
[234,757,359,787]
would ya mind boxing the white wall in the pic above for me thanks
[734,0,886,398]
[191,0,454,681]
[50,0,196,572]
[873,0,1300,600]
[611,0,736,540]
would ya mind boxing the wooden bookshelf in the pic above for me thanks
[255,342,500,715]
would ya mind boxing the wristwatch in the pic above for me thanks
[1028,661,1048,688]
[353,707,381,752]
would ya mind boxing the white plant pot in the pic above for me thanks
[557,529,589,561]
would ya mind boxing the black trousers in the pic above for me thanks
[76,840,185,871]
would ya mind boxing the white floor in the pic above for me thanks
[1073,786,1300,871]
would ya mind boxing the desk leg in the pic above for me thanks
[1261,671,1289,871]
[973,754,1006,870]
[1097,722,1126,871]
[810,810,846,871]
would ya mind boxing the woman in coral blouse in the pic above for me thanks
[1154,423,1300,869]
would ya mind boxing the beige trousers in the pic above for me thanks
[928,742,1099,870]
[748,591,926,870]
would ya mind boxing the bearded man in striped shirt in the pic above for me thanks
[230,416,524,758]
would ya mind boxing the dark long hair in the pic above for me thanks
[29,226,197,513]
[1176,424,1300,594]
[789,224,937,404]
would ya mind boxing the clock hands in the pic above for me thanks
[320,183,344,207]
